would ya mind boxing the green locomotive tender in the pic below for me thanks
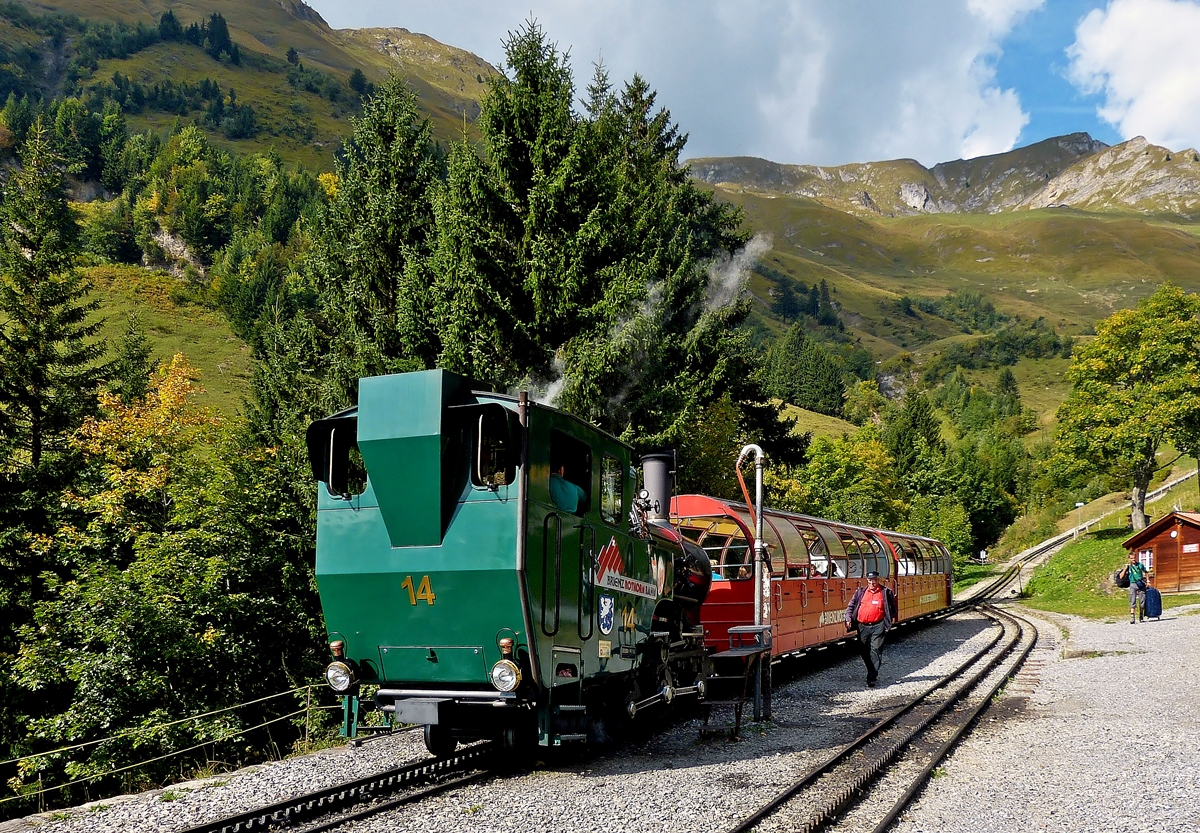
[307,369,712,755]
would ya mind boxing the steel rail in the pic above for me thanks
[177,742,496,833]
[725,604,1033,833]
[726,605,1010,833]
[866,606,1038,833]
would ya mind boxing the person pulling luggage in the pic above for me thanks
[1120,552,1148,623]
[845,571,898,687]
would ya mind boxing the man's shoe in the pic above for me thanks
[867,679,877,688]
[1131,616,1136,624]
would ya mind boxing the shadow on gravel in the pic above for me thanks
[532,614,996,778]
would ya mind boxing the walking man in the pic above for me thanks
[845,571,898,687]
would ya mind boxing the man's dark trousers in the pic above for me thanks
[856,621,887,683]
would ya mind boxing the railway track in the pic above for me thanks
[175,549,1051,833]
[177,741,497,833]
[727,604,1037,833]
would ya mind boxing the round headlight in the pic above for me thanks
[490,659,522,692]
[325,661,355,692]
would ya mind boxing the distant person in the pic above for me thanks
[1120,552,1149,624]
[549,464,585,514]
[845,571,898,687]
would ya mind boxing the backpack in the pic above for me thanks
[1113,568,1130,589]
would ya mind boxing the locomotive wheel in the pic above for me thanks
[423,724,457,758]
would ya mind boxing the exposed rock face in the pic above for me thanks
[899,182,934,212]
[1021,136,1200,214]
[687,133,1143,216]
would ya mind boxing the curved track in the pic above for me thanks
[177,741,496,833]
[726,604,1036,833]
[176,545,1053,833]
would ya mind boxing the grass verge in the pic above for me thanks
[1023,529,1200,617]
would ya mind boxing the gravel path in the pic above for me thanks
[892,604,1200,833]
[11,604,1198,833]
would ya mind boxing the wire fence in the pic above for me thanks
[1,682,341,812]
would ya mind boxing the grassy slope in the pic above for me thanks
[779,403,858,439]
[86,265,253,415]
[96,42,349,170]
[1024,529,1200,617]
[720,185,1200,428]
[24,0,493,165]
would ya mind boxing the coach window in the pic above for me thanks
[600,455,623,525]
[549,431,591,516]
[935,543,952,574]
[916,540,937,574]
[839,533,864,578]
[865,534,891,578]
[722,529,752,579]
[894,540,918,576]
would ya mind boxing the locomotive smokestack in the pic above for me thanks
[641,451,675,521]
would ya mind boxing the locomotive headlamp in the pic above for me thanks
[325,661,355,692]
[489,659,522,692]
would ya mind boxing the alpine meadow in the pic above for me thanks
[2,0,1200,816]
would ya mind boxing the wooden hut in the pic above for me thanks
[1123,511,1200,593]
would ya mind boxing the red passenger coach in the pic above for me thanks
[672,495,953,658]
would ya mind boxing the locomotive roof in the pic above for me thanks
[316,389,633,451]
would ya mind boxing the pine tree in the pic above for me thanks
[0,123,107,753]
[0,121,106,475]
[303,75,441,403]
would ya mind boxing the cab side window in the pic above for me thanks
[472,405,516,488]
[600,454,623,525]
[549,430,591,515]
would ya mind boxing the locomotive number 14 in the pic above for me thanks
[400,575,436,605]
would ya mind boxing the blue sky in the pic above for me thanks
[305,0,1200,167]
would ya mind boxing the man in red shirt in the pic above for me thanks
[845,571,898,687]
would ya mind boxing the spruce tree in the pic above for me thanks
[0,121,106,476]
[0,123,106,754]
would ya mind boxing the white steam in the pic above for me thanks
[705,233,773,312]
[523,355,566,406]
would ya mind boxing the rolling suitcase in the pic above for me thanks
[1143,585,1162,619]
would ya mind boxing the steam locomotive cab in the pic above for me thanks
[308,370,710,755]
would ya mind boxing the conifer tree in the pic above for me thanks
[0,121,105,476]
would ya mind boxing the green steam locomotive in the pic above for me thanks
[307,369,712,756]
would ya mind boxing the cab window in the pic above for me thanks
[549,431,591,515]
[472,405,516,488]
[600,455,623,525]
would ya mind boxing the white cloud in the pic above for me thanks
[306,1,1041,166]
[1068,0,1200,150]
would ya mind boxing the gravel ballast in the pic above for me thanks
[9,604,1199,833]
[892,605,1200,833]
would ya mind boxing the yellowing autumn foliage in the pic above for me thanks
[68,354,221,534]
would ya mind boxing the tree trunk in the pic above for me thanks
[1131,463,1154,531]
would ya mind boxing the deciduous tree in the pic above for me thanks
[1055,283,1200,529]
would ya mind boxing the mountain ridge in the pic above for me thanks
[689,132,1200,220]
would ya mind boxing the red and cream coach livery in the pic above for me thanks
[673,495,953,657]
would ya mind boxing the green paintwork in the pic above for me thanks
[356,370,470,548]
[313,369,676,746]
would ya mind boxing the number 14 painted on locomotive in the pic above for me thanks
[400,575,435,605]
